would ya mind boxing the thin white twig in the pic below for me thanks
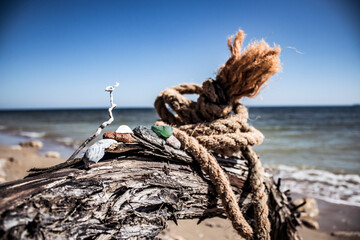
[67,82,119,161]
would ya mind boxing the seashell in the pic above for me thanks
[83,139,117,167]
[133,126,165,147]
[115,125,133,134]
[165,135,181,149]
[151,125,173,138]
[103,131,136,143]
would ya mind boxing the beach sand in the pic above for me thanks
[0,144,359,239]
[161,218,360,240]
[0,145,64,182]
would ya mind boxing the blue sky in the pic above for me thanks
[0,0,359,109]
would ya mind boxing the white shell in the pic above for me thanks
[115,125,133,134]
[83,139,117,166]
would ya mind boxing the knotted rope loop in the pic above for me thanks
[154,30,281,240]
[154,83,202,125]
[155,83,265,156]
[154,79,236,125]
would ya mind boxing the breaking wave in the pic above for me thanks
[270,164,360,207]
[19,131,46,138]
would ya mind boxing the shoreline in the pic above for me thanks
[0,130,78,159]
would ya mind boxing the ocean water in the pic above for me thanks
[0,106,359,206]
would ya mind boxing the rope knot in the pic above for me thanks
[154,29,281,240]
[196,78,233,121]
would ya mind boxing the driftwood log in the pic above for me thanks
[0,130,301,239]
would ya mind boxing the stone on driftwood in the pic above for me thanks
[82,139,117,167]
[103,131,137,143]
[166,135,181,149]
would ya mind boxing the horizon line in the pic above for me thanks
[0,104,359,111]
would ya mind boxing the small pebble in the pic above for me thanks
[292,197,319,218]
[103,131,136,143]
[205,221,215,228]
[292,197,320,230]
[166,135,181,149]
[45,151,60,158]
[133,126,165,147]
[19,140,43,149]
[115,133,136,143]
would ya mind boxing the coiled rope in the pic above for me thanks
[154,30,281,240]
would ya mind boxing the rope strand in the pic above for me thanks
[154,30,281,240]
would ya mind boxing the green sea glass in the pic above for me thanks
[151,125,173,138]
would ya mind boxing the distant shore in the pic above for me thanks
[0,143,359,239]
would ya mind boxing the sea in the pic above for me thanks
[0,106,359,207]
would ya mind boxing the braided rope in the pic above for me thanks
[155,87,270,240]
[154,30,280,240]
[156,124,254,239]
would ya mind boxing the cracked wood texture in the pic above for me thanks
[0,139,301,239]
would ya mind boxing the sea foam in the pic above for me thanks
[270,164,360,207]
[19,131,46,138]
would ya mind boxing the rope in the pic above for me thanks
[154,30,280,240]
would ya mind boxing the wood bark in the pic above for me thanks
[0,134,301,240]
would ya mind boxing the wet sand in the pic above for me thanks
[0,144,359,239]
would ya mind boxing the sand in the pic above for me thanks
[0,144,359,239]
[0,145,64,182]
[160,218,360,240]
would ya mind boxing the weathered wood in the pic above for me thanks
[0,133,301,239]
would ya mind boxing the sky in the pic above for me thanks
[0,0,359,109]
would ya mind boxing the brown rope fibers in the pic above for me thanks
[154,30,281,240]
